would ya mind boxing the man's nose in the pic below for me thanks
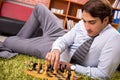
[85,23,90,30]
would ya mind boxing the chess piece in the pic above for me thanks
[70,64,76,80]
[28,61,34,71]
[32,62,38,70]
[37,63,43,74]
[53,69,57,74]
[66,70,71,80]
[64,70,68,78]
[70,71,75,80]
[43,63,48,75]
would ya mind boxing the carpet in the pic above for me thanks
[0,54,120,80]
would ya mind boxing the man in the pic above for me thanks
[46,0,120,79]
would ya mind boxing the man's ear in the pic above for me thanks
[103,16,109,25]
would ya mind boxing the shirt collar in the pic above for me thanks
[99,24,111,36]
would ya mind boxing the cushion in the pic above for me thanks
[0,16,25,36]
[0,1,32,21]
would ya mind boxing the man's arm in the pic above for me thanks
[75,35,120,79]
[46,27,76,69]
[52,28,76,53]
[46,20,86,69]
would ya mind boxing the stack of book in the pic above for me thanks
[51,8,64,15]
[113,10,120,24]
[76,9,82,19]
[112,0,120,24]
[67,19,76,30]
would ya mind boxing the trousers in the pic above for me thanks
[3,4,67,58]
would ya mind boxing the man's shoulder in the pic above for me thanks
[72,20,86,31]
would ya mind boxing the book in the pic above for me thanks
[67,19,75,30]
[113,10,120,24]
[76,9,82,19]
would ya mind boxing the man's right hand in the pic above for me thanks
[45,49,60,70]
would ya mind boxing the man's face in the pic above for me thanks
[82,11,107,37]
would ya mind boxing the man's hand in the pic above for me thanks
[45,49,60,70]
[59,61,72,71]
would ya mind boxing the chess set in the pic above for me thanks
[24,60,80,80]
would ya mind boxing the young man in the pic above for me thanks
[46,0,120,79]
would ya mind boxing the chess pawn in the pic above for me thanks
[63,69,67,75]
[53,69,57,74]
[37,63,43,74]
[43,64,47,75]
[70,71,75,80]
[66,70,71,80]
[70,65,76,80]
[36,63,40,71]
[28,61,34,71]
[65,70,68,78]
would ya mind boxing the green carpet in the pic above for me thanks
[0,54,120,80]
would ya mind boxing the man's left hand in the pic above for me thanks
[59,61,72,71]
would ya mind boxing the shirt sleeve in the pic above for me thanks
[52,20,86,53]
[52,25,76,53]
[75,35,120,80]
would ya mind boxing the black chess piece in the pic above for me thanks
[38,63,42,73]
[32,62,38,70]
[59,64,67,73]
[66,70,71,80]
[47,64,52,72]
[59,64,63,72]
[49,65,54,72]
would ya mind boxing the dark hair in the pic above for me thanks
[82,0,113,23]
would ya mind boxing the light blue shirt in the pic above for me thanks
[52,20,120,80]
[52,20,90,57]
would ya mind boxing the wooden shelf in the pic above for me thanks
[68,2,83,17]
[53,12,66,17]
[49,0,120,30]
[67,15,81,21]
[49,0,84,29]
[111,23,119,30]
[49,0,69,15]
[108,0,120,30]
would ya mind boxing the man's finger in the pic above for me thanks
[54,53,60,69]
[51,53,55,66]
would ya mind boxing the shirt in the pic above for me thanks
[52,20,120,80]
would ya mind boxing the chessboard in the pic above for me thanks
[24,61,80,80]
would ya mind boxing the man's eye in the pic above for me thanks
[83,20,86,23]
[89,21,95,24]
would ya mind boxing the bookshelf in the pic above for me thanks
[2,0,119,30]
[49,0,87,29]
[49,0,120,30]
[108,0,120,30]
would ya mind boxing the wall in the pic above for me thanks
[70,0,89,4]
[12,0,50,7]
[11,0,89,7]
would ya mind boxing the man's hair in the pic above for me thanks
[82,0,113,23]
